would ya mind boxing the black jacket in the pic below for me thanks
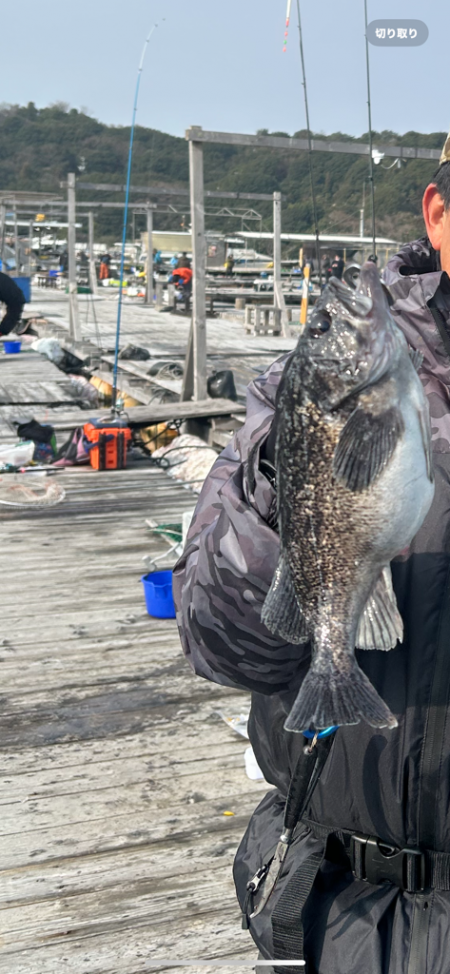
[174,238,450,973]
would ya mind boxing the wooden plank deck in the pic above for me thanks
[27,288,296,359]
[0,464,263,973]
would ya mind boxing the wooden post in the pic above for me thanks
[167,283,176,308]
[67,173,81,342]
[0,205,5,271]
[273,191,288,336]
[146,206,153,305]
[182,139,207,401]
[14,205,20,275]
[28,220,34,277]
[273,308,282,334]
[88,211,98,296]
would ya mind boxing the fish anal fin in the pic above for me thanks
[262,554,308,645]
[356,565,403,651]
[333,405,405,493]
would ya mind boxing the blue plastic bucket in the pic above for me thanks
[11,276,31,303]
[141,570,176,618]
[3,340,21,354]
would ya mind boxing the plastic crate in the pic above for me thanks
[83,422,132,470]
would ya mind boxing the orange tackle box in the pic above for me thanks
[83,420,132,471]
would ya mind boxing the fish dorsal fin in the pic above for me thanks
[262,553,309,645]
[356,565,403,651]
[333,405,405,492]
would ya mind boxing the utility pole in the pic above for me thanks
[67,173,81,343]
[88,211,98,296]
[364,0,376,257]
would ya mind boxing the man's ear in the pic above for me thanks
[423,184,445,250]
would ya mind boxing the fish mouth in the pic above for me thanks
[358,260,387,303]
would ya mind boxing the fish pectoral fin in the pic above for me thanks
[333,405,405,492]
[284,654,398,732]
[261,553,308,645]
[356,565,403,651]
[409,346,424,372]
[417,400,434,482]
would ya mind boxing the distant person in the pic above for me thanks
[330,252,345,279]
[99,253,111,281]
[170,254,180,269]
[177,252,191,270]
[153,249,163,267]
[60,250,69,273]
[0,272,25,335]
[169,266,193,310]
[322,255,333,280]
[225,251,235,276]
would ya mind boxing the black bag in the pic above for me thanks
[207,369,237,401]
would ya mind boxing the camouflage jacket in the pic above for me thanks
[172,351,310,694]
[173,236,450,692]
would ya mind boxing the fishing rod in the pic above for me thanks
[364,0,377,258]
[112,22,161,410]
[295,0,322,289]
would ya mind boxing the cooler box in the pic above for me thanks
[83,422,132,470]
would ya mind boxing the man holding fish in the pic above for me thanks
[173,131,450,973]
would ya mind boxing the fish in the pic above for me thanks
[261,261,434,732]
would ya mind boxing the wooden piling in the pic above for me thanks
[146,206,153,305]
[88,211,98,297]
[67,173,81,342]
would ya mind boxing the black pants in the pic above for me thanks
[0,303,24,335]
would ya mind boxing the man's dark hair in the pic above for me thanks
[432,161,450,209]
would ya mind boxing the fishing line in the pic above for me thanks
[295,0,322,289]
[364,0,376,257]
[112,20,163,409]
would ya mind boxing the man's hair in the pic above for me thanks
[432,161,450,210]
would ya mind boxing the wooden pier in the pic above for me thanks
[0,297,287,973]
[0,464,264,973]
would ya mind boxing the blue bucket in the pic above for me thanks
[3,340,21,354]
[141,570,176,618]
[11,276,31,303]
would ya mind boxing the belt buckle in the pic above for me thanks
[350,832,426,893]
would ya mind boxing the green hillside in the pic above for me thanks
[0,102,445,247]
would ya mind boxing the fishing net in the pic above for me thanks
[0,474,66,507]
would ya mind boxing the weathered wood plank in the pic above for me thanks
[0,444,260,973]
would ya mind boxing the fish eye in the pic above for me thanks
[308,312,331,338]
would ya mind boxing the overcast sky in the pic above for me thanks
[1,0,448,140]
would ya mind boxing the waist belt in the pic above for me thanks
[305,819,450,893]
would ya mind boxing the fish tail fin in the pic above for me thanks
[284,656,397,733]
